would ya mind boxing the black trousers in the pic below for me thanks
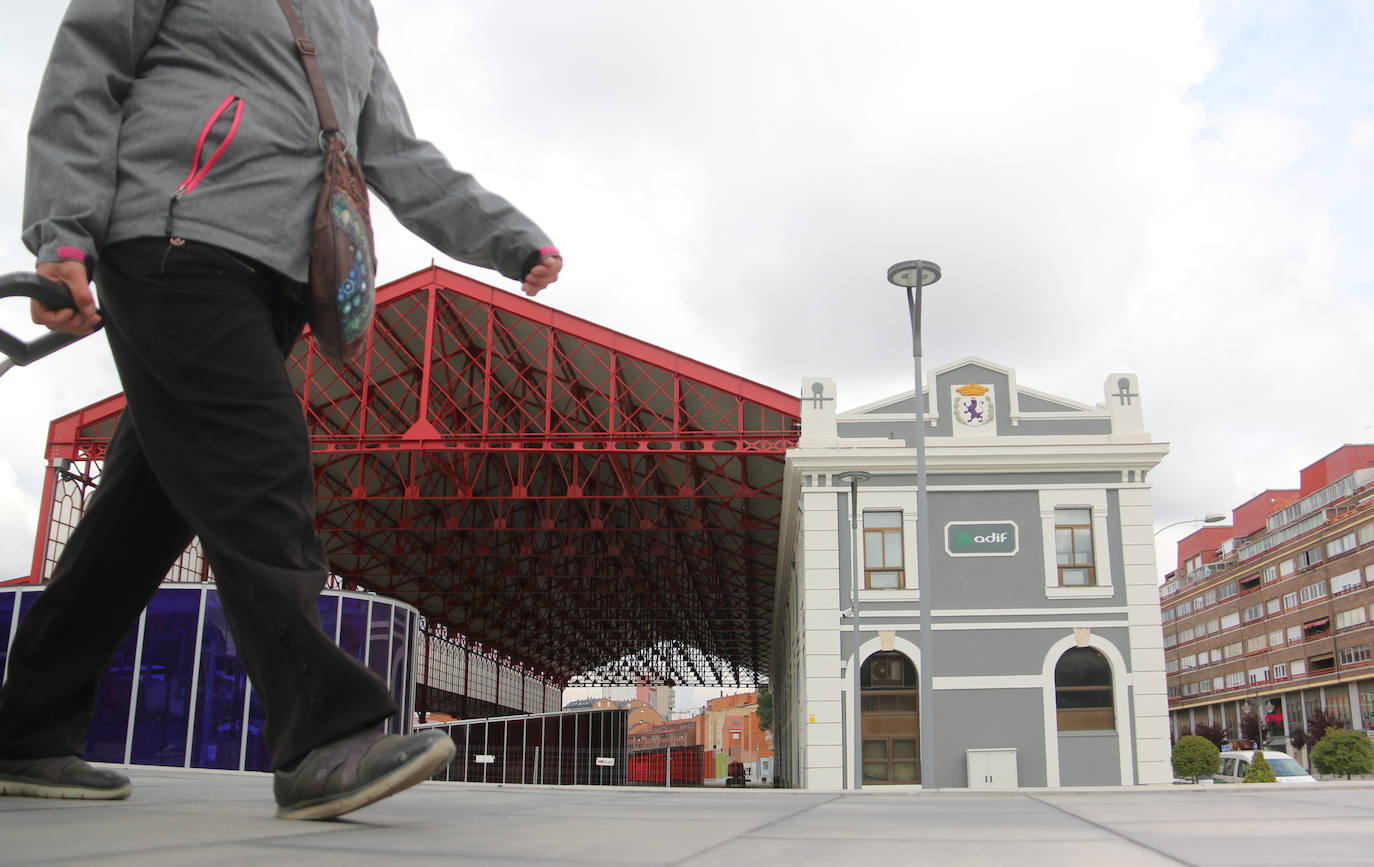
[0,238,396,769]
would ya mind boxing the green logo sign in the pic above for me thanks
[945,522,1018,557]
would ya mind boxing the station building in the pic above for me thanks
[772,358,1173,788]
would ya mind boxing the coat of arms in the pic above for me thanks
[954,384,992,426]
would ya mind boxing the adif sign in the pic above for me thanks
[944,521,1019,557]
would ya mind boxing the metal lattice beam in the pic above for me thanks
[32,266,800,687]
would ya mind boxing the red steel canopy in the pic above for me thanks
[36,266,800,688]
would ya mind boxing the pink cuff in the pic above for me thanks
[57,246,87,264]
[538,245,561,259]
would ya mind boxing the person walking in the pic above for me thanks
[0,0,561,820]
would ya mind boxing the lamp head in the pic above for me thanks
[887,259,942,289]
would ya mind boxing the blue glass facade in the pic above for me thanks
[0,584,418,771]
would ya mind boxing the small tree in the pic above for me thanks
[755,686,773,733]
[1243,750,1277,783]
[1193,722,1226,749]
[1289,728,1310,752]
[1240,710,1262,746]
[1310,728,1374,780]
[1307,707,1338,746]
[1172,734,1221,783]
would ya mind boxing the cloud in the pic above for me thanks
[3,0,1373,592]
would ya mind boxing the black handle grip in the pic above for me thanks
[0,271,91,368]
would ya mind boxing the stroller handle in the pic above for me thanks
[0,271,91,373]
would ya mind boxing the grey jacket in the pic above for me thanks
[23,0,553,284]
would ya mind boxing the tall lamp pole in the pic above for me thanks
[835,469,871,789]
[888,259,941,789]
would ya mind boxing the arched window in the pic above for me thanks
[1054,647,1114,731]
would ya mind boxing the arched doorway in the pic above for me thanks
[861,651,920,784]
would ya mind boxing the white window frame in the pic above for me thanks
[1327,532,1358,559]
[854,489,922,604]
[1039,489,1113,599]
[1332,569,1362,595]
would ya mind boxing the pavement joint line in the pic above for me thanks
[1026,793,1193,866]
[665,792,846,867]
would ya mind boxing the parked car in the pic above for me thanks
[1214,750,1316,784]
[725,761,747,787]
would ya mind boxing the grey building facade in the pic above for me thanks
[771,358,1171,788]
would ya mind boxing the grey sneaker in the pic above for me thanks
[0,755,132,800]
[274,728,455,820]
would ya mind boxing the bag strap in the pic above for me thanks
[274,0,341,136]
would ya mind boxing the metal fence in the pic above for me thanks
[420,708,628,786]
[626,745,705,787]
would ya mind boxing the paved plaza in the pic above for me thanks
[3,769,1373,865]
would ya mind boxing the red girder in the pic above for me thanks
[33,265,800,686]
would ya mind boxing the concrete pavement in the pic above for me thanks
[3,768,1374,865]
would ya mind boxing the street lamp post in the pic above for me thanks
[1153,512,1228,536]
[835,469,871,789]
[888,259,941,789]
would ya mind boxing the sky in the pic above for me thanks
[2,0,1373,613]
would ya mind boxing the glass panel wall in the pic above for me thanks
[1,585,419,773]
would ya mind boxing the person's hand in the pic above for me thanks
[522,255,563,297]
[32,260,100,335]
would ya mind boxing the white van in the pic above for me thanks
[1214,750,1317,783]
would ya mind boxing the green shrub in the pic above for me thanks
[1310,728,1374,780]
[1172,734,1220,782]
[1243,750,1277,783]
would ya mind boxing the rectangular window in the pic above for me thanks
[1287,625,1302,644]
[1266,598,1282,616]
[1248,667,1269,684]
[1245,635,1267,654]
[1298,546,1323,569]
[1300,581,1329,604]
[1181,654,1197,670]
[1205,618,1219,635]
[1162,606,1175,623]
[1213,676,1226,691]
[1218,581,1239,600]
[1360,523,1374,546]
[1273,662,1288,679]
[1223,641,1243,659]
[1283,591,1300,610]
[1280,559,1296,578]
[1177,599,1194,616]
[1210,648,1222,664]
[1225,672,1245,689]
[1262,565,1279,584]
[1165,658,1179,674]
[1164,632,1178,649]
[1220,612,1240,630]
[1335,607,1368,631]
[1179,627,1195,643]
[1291,659,1307,676]
[1332,569,1362,595]
[1242,603,1264,623]
[863,512,905,589]
[1204,589,1217,607]
[1303,618,1332,641]
[1269,630,1285,649]
[1327,533,1358,559]
[1340,645,1371,666]
[1310,654,1336,674]
[1055,508,1095,586]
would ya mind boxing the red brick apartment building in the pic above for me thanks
[1162,445,1374,760]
